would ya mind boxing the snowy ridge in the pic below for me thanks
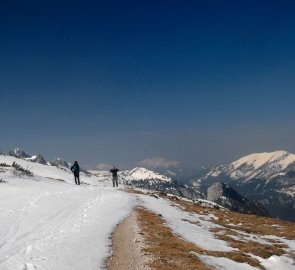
[0,155,94,185]
[203,151,295,182]
[229,151,295,180]
[7,148,73,168]
[123,167,173,182]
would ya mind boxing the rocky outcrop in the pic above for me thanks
[32,154,47,165]
[51,158,70,168]
[8,148,30,159]
[8,148,46,165]
[170,187,204,200]
[207,181,268,216]
[24,154,47,165]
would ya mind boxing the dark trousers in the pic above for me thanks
[112,176,118,187]
[74,174,80,185]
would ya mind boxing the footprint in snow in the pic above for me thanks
[25,246,32,255]
[23,263,36,270]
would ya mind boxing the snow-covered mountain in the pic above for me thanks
[202,151,295,182]
[120,167,204,200]
[121,167,173,182]
[4,148,293,219]
[193,151,295,221]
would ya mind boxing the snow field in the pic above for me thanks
[0,178,137,270]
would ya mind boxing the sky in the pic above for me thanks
[1,0,295,169]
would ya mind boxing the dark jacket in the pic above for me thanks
[71,162,80,175]
[110,168,119,177]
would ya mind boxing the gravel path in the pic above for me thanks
[107,209,150,270]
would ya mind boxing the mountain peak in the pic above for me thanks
[230,150,295,178]
[8,148,30,159]
[51,158,70,168]
[125,167,173,182]
[25,154,47,165]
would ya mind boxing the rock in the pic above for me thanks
[207,181,269,216]
[8,148,30,158]
[51,158,70,168]
[25,154,47,165]
[33,154,47,165]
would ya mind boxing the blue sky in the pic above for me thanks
[1,1,295,168]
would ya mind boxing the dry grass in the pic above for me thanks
[214,211,295,240]
[163,193,295,256]
[136,207,212,270]
[136,207,263,269]
[124,189,295,269]
[158,192,295,240]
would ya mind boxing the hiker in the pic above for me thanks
[71,161,80,185]
[110,166,119,187]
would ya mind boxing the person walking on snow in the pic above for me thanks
[71,161,80,185]
[110,166,119,187]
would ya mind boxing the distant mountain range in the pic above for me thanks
[4,148,294,220]
[92,167,204,201]
[6,148,90,175]
[5,148,202,201]
[192,151,295,221]
[8,148,67,167]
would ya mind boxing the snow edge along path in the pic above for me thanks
[137,194,235,252]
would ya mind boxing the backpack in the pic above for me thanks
[71,164,79,174]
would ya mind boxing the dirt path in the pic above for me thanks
[106,206,210,270]
[107,209,150,270]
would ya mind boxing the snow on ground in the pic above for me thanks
[259,256,295,270]
[1,155,295,270]
[0,155,78,183]
[0,176,137,270]
[249,254,295,270]
[137,194,235,252]
[195,254,259,270]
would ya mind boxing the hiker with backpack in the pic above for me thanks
[110,166,119,187]
[71,161,80,185]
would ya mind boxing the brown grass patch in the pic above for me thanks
[160,193,295,240]
[136,207,262,269]
[124,188,295,269]
[214,230,285,258]
[161,194,294,256]
[136,207,211,270]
